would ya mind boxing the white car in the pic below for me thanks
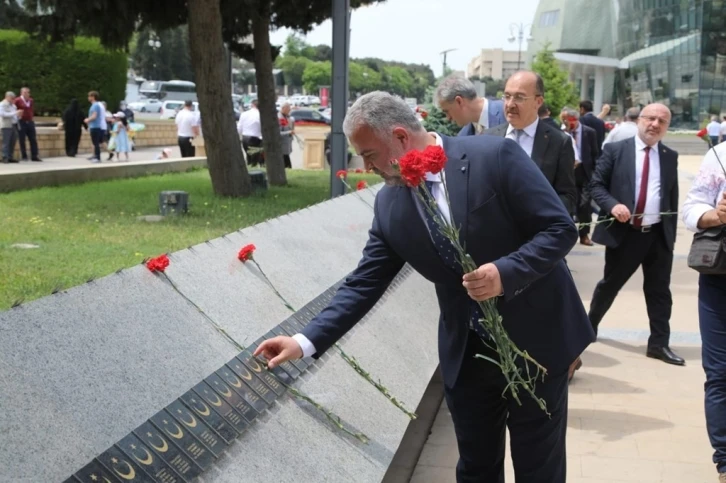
[129,99,162,113]
[275,96,288,110]
[160,101,198,119]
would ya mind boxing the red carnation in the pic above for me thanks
[146,254,170,273]
[355,168,363,173]
[422,145,447,174]
[336,170,347,179]
[238,244,256,263]
[421,111,428,119]
[357,180,368,190]
[279,117,289,127]
[697,128,708,139]
[397,150,428,187]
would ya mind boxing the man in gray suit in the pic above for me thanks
[435,75,505,136]
[483,71,577,215]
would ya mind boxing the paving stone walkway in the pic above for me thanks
[410,155,717,483]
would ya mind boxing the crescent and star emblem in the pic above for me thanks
[190,398,212,416]
[163,419,185,439]
[247,358,262,372]
[235,364,253,380]
[204,390,223,407]
[146,431,169,453]
[111,457,136,481]
[214,381,233,398]
[224,372,243,388]
[177,409,198,428]
[130,445,154,465]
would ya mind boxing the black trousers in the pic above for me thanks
[588,223,673,348]
[178,136,195,158]
[90,128,104,160]
[445,334,569,483]
[17,120,38,159]
[243,136,262,166]
[65,129,82,157]
[283,154,292,169]
[574,164,591,236]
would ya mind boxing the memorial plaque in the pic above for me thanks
[237,349,291,390]
[61,477,81,483]
[268,326,309,372]
[133,421,202,481]
[96,444,156,482]
[116,433,185,483]
[74,459,123,483]
[182,386,249,437]
[246,342,296,384]
[216,367,270,413]
[274,324,312,370]
[258,334,302,378]
[225,357,278,402]
[150,409,217,470]
[204,373,259,423]
[279,319,316,366]
[294,306,317,325]
[167,399,230,455]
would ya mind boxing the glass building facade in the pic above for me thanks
[528,0,726,129]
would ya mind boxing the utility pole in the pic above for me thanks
[508,23,533,71]
[440,48,457,76]
[330,0,351,198]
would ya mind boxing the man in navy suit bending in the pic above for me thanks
[256,92,594,483]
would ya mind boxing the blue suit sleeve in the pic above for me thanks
[589,143,620,214]
[491,139,578,300]
[300,199,406,357]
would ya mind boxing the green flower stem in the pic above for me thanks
[249,256,418,420]
[576,211,679,230]
[417,181,549,414]
[339,177,375,209]
[160,272,245,352]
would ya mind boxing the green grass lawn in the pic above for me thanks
[0,169,378,310]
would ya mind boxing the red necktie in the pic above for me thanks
[633,147,650,228]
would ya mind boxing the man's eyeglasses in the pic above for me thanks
[639,115,670,126]
[501,94,541,104]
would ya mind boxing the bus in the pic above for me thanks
[138,80,197,102]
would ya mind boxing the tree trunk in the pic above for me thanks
[251,5,287,186]
[187,0,252,197]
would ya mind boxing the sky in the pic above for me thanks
[269,0,542,77]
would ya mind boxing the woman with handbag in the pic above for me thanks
[682,141,726,482]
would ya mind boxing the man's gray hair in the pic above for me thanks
[434,75,478,104]
[562,107,579,119]
[5,91,15,98]
[626,107,640,121]
[343,91,424,138]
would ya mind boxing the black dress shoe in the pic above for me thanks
[646,346,685,366]
[31,157,42,162]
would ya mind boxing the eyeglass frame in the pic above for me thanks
[638,115,670,126]
[501,93,543,104]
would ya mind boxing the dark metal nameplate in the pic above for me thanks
[226,357,279,402]
[74,459,123,483]
[215,366,270,413]
[133,421,202,481]
[150,409,217,471]
[96,444,156,482]
[237,349,292,389]
[204,373,259,423]
[166,399,229,456]
[191,382,250,434]
[116,432,185,483]
[181,387,247,439]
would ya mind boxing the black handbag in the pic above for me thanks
[687,147,726,274]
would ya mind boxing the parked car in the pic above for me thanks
[129,99,162,113]
[160,101,198,119]
[290,108,331,126]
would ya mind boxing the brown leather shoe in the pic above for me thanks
[580,235,593,246]
[568,357,583,382]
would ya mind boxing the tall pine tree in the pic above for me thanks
[530,43,579,117]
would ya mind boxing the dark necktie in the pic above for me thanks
[419,181,488,338]
[633,147,650,228]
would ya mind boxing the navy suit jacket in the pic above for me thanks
[457,99,506,137]
[302,136,594,387]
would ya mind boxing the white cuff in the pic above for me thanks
[292,333,317,358]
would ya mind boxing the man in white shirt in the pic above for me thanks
[603,107,640,146]
[0,91,19,163]
[175,100,199,158]
[720,115,726,143]
[237,99,263,166]
[434,75,505,136]
[707,116,722,146]
[588,103,683,366]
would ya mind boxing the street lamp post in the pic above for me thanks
[148,35,162,80]
[508,23,533,71]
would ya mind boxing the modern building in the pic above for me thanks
[527,0,726,128]
[468,49,523,80]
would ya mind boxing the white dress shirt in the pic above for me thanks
[633,135,662,226]
[603,121,638,146]
[475,98,490,133]
[707,121,722,137]
[682,142,726,232]
[237,108,262,138]
[293,133,450,358]
[175,108,197,137]
[505,118,538,158]
[571,123,583,163]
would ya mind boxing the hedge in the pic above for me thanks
[0,30,127,116]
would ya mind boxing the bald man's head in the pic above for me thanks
[503,71,545,129]
[637,103,671,146]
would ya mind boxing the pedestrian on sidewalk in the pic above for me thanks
[112,112,130,162]
[84,91,104,163]
[0,91,19,163]
[61,98,85,157]
[175,100,198,158]
[14,87,41,161]
[279,102,295,169]
[588,103,684,366]
[681,141,726,482]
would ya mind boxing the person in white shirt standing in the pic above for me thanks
[708,116,722,146]
[720,115,726,144]
[175,100,199,158]
[603,107,640,146]
[0,91,20,163]
[237,99,262,166]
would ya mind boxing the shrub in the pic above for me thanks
[0,29,127,116]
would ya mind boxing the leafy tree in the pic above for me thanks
[382,65,413,97]
[530,43,579,116]
[349,62,381,94]
[422,106,460,137]
[275,54,312,88]
[132,26,194,81]
[0,0,23,28]
[302,60,331,93]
